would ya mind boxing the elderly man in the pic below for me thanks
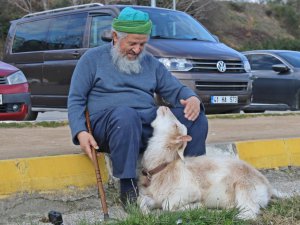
[68,7,208,205]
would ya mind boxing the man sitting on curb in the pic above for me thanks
[68,7,208,206]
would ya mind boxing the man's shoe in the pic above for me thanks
[120,188,139,207]
[120,178,139,207]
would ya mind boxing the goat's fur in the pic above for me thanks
[138,106,286,220]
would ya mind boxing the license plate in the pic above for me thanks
[0,94,2,105]
[211,96,238,104]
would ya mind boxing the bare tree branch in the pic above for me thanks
[41,0,49,10]
[183,0,195,12]
[8,0,31,13]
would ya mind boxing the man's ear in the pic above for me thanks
[112,31,118,44]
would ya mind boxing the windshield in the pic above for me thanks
[277,52,300,68]
[138,8,216,42]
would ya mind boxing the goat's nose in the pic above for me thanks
[161,106,168,114]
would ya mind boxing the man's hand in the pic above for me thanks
[180,96,201,121]
[77,131,99,160]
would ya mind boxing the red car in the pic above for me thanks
[0,61,31,120]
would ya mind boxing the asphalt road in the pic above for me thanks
[36,110,300,121]
[36,111,68,121]
[1,111,300,160]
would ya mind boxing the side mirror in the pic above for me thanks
[272,64,290,73]
[101,30,112,42]
[212,35,219,42]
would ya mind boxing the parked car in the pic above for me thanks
[0,61,31,120]
[243,50,300,112]
[3,3,252,119]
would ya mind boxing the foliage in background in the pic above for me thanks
[199,0,300,51]
[0,0,300,59]
[267,0,300,37]
[241,38,300,51]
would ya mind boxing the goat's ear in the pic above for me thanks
[171,135,192,144]
[177,135,192,143]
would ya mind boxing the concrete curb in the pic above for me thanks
[207,137,300,168]
[1,137,299,198]
[0,154,108,198]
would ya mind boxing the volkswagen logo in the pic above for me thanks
[216,61,226,73]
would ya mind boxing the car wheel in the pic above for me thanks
[227,109,241,114]
[243,109,265,113]
[24,106,38,121]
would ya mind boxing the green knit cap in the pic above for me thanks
[112,7,152,35]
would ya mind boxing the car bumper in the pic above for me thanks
[0,92,31,120]
[172,72,252,114]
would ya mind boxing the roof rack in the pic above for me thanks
[23,3,104,18]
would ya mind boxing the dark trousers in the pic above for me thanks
[90,105,208,179]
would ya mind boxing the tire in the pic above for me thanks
[227,109,241,114]
[243,109,265,113]
[24,105,38,121]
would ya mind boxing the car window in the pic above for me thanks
[89,15,113,48]
[46,13,87,50]
[277,52,300,68]
[12,19,50,53]
[138,8,216,41]
[248,54,282,70]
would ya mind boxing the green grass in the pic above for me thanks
[254,197,300,225]
[0,121,69,128]
[116,207,245,225]
[76,197,300,225]
[77,207,246,225]
[0,112,299,129]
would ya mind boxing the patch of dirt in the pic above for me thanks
[261,167,300,196]
[207,114,300,144]
[1,114,300,160]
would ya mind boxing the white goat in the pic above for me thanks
[138,106,286,220]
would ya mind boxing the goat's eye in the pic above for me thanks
[174,124,178,129]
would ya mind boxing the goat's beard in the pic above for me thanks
[111,42,145,74]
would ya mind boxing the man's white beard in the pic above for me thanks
[111,43,145,74]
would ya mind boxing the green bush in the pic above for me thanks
[268,2,300,37]
[241,38,300,51]
[228,2,246,12]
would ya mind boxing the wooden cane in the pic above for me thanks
[85,110,109,220]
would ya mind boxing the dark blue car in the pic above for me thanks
[243,50,300,112]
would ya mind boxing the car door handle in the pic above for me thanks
[72,51,80,57]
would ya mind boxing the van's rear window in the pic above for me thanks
[12,13,87,53]
[12,19,50,53]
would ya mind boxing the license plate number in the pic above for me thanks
[0,94,2,105]
[211,96,238,104]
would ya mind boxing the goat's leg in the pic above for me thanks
[178,202,203,211]
[162,197,184,211]
[138,195,158,214]
[162,188,201,211]
[235,183,264,220]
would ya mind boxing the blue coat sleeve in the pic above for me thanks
[68,51,95,144]
[155,61,197,107]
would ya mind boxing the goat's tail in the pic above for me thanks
[271,188,291,199]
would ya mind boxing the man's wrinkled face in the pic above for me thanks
[113,33,148,60]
